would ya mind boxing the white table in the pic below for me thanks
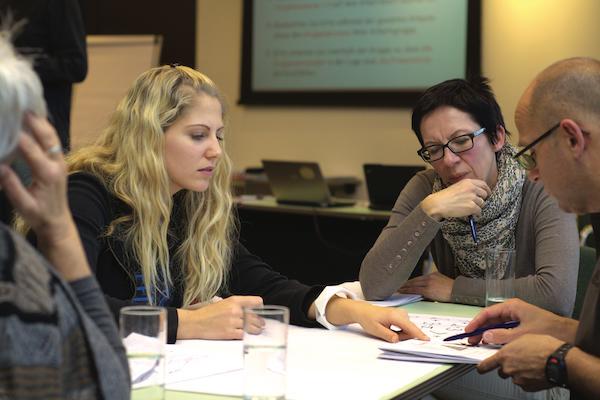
[133,301,481,400]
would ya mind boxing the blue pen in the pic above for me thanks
[468,216,478,244]
[443,320,520,341]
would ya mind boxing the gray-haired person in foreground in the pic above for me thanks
[0,31,130,399]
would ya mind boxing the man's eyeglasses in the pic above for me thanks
[513,123,560,170]
[417,127,486,163]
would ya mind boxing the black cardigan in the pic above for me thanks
[0,0,88,149]
[67,172,323,343]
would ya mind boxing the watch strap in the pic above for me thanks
[545,342,574,388]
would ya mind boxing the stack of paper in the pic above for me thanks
[339,281,423,307]
[368,293,423,307]
[379,339,499,364]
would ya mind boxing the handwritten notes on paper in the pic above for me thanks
[410,313,470,341]
[165,341,243,386]
[379,313,499,364]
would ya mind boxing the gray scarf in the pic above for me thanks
[432,144,525,278]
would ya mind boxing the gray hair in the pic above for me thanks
[0,30,47,162]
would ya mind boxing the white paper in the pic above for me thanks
[379,339,499,364]
[368,293,423,307]
[123,332,164,388]
[123,332,162,352]
[378,313,499,364]
[409,313,472,341]
[166,347,242,384]
[166,324,448,399]
[339,281,423,307]
[163,314,488,398]
[165,340,243,386]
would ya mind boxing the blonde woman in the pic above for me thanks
[62,65,427,344]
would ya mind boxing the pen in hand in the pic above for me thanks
[443,320,520,342]
[468,216,478,244]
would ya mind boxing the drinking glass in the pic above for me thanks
[120,306,167,400]
[485,248,516,306]
[243,305,289,400]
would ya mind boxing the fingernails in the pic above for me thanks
[483,331,493,342]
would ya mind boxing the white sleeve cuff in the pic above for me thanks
[314,285,358,330]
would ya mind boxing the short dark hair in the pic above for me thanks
[411,77,508,147]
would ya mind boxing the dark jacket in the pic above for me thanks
[67,172,323,343]
[1,0,88,149]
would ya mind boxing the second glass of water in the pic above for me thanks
[243,305,289,400]
[485,248,516,306]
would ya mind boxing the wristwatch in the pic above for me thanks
[545,342,574,388]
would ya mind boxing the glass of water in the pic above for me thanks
[120,306,167,400]
[243,305,289,400]
[485,248,516,306]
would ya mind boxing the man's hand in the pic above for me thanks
[464,298,577,345]
[398,272,454,302]
[477,334,564,392]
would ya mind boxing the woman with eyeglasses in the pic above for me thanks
[360,77,578,318]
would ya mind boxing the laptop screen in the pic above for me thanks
[262,160,355,207]
[262,160,332,206]
[363,164,426,210]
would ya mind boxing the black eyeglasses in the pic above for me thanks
[417,127,486,163]
[513,123,560,170]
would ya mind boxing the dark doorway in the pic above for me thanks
[79,0,196,67]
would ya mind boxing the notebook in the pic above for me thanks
[363,164,426,211]
[262,160,355,207]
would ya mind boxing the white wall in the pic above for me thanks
[196,0,600,199]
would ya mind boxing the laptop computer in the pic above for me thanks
[363,164,426,211]
[262,160,355,207]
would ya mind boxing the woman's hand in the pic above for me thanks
[319,297,429,342]
[421,178,491,221]
[0,114,91,281]
[177,295,264,340]
[398,272,454,302]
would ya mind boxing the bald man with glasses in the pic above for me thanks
[467,57,600,400]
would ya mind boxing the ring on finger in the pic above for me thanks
[46,144,63,156]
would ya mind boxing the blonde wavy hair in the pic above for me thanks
[68,65,235,306]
